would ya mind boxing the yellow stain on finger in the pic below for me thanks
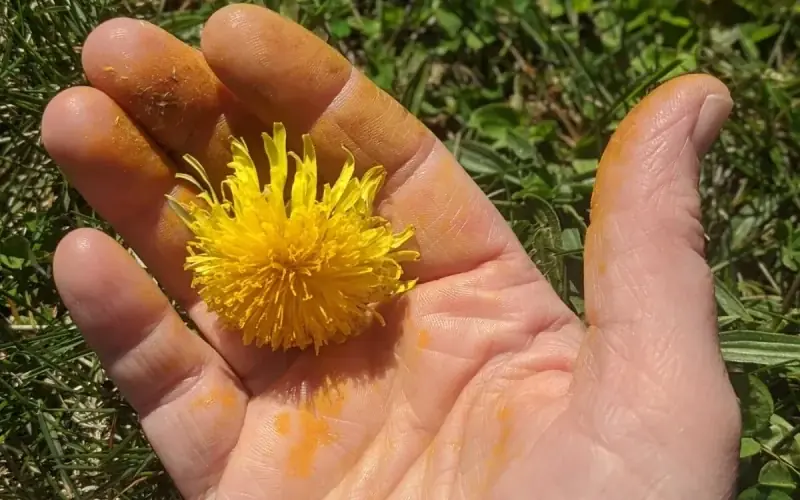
[286,378,347,478]
[191,383,238,410]
[478,404,515,496]
[417,329,431,349]
[275,412,291,436]
[492,405,512,460]
[189,383,240,431]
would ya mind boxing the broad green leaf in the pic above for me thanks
[434,8,462,37]
[758,461,795,490]
[0,234,34,270]
[468,103,522,143]
[720,331,800,366]
[741,437,762,458]
[731,373,774,437]
[561,228,583,253]
[738,486,793,500]
[571,0,593,14]
[328,18,351,38]
[571,159,598,175]
[538,0,565,18]
[759,414,800,471]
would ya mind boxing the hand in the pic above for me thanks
[42,4,741,499]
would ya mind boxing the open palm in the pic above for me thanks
[43,5,740,499]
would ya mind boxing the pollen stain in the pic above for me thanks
[275,412,291,436]
[286,381,347,478]
[492,405,512,460]
[478,404,515,495]
[191,383,238,410]
[417,329,430,349]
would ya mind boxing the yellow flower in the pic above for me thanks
[168,123,419,352]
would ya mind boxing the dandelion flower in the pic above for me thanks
[168,123,419,352]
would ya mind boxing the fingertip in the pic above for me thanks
[609,73,730,147]
[201,3,275,58]
[53,228,131,300]
[591,72,732,221]
[81,17,148,82]
[42,86,88,155]
[42,86,114,167]
[53,227,96,295]
[203,3,262,29]
[200,2,351,131]
[652,73,732,156]
[664,72,729,97]
[692,91,733,157]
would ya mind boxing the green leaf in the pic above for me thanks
[738,486,794,500]
[731,373,774,437]
[720,331,800,366]
[571,0,593,14]
[468,103,523,143]
[758,461,795,490]
[434,9,462,37]
[452,140,523,186]
[520,194,567,298]
[741,437,762,458]
[658,11,691,28]
[539,0,566,18]
[732,215,757,251]
[400,57,432,116]
[0,234,35,271]
[571,159,598,175]
[749,24,781,43]
[465,32,488,50]
[328,18,352,38]
[759,414,800,471]
[715,277,755,323]
[561,228,583,252]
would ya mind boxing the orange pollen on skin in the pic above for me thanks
[287,411,337,478]
[285,381,348,478]
[417,329,431,349]
[492,405,512,459]
[190,383,238,410]
[275,412,291,436]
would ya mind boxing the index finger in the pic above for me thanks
[201,4,528,282]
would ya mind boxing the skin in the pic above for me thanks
[41,5,741,500]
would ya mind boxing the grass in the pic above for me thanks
[1,0,800,497]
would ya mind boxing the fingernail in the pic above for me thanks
[692,93,733,156]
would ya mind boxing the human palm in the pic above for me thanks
[44,5,741,499]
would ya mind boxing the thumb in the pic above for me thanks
[572,74,740,492]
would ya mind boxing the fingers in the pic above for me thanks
[574,74,740,472]
[201,4,526,281]
[41,87,286,387]
[81,18,268,186]
[42,86,196,303]
[53,229,246,498]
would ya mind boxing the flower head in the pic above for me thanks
[168,123,419,352]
